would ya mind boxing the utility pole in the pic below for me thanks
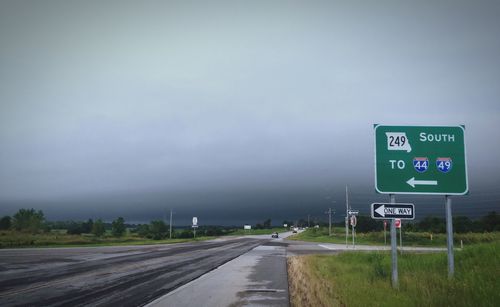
[169,209,173,239]
[307,214,310,228]
[345,185,349,248]
[325,208,333,236]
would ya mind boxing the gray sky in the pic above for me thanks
[1,0,499,225]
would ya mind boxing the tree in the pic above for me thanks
[0,216,11,230]
[149,220,168,240]
[418,216,445,233]
[82,219,94,234]
[137,224,150,237]
[92,219,105,237]
[12,209,45,233]
[356,215,381,232]
[66,221,84,235]
[453,216,473,233]
[112,217,126,237]
[263,219,272,229]
[480,211,500,232]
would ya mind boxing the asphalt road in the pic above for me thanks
[0,237,265,307]
[148,232,295,307]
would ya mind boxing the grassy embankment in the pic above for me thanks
[288,240,500,307]
[0,230,211,248]
[289,227,499,247]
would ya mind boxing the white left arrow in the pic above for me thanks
[375,205,385,217]
[406,177,438,188]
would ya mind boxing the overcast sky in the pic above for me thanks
[1,1,499,225]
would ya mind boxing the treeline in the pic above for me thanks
[0,208,235,240]
[0,209,127,237]
[2,209,498,237]
[331,211,499,233]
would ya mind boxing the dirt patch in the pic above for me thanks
[287,256,343,307]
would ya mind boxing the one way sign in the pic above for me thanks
[371,203,415,220]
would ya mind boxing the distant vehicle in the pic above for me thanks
[271,232,279,238]
[292,227,298,233]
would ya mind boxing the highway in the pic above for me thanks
[0,231,446,306]
[0,237,265,306]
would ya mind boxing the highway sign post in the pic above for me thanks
[350,215,357,248]
[371,203,414,220]
[192,217,198,238]
[383,220,387,245]
[374,125,468,285]
[396,219,403,254]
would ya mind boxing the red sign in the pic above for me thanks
[383,220,387,230]
[395,219,401,229]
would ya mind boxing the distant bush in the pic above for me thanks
[12,209,45,233]
[92,219,105,237]
[0,216,11,230]
[149,220,168,240]
[111,217,126,237]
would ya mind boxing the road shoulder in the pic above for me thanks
[146,242,289,307]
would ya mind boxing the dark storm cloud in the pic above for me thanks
[1,0,500,224]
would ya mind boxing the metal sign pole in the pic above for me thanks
[390,194,398,288]
[399,223,403,255]
[352,223,355,248]
[345,186,349,248]
[329,208,332,236]
[445,195,454,278]
[384,221,387,245]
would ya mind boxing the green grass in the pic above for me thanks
[289,227,500,247]
[227,227,288,236]
[0,231,211,248]
[300,241,500,307]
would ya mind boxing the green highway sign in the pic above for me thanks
[374,125,468,195]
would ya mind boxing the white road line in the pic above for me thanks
[318,244,335,250]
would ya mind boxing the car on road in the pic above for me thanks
[292,227,298,233]
[271,232,279,238]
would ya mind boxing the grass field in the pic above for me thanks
[288,241,500,307]
[0,230,211,248]
[289,227,500,247]
[0,226,288,248]
[227,227,287,236]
